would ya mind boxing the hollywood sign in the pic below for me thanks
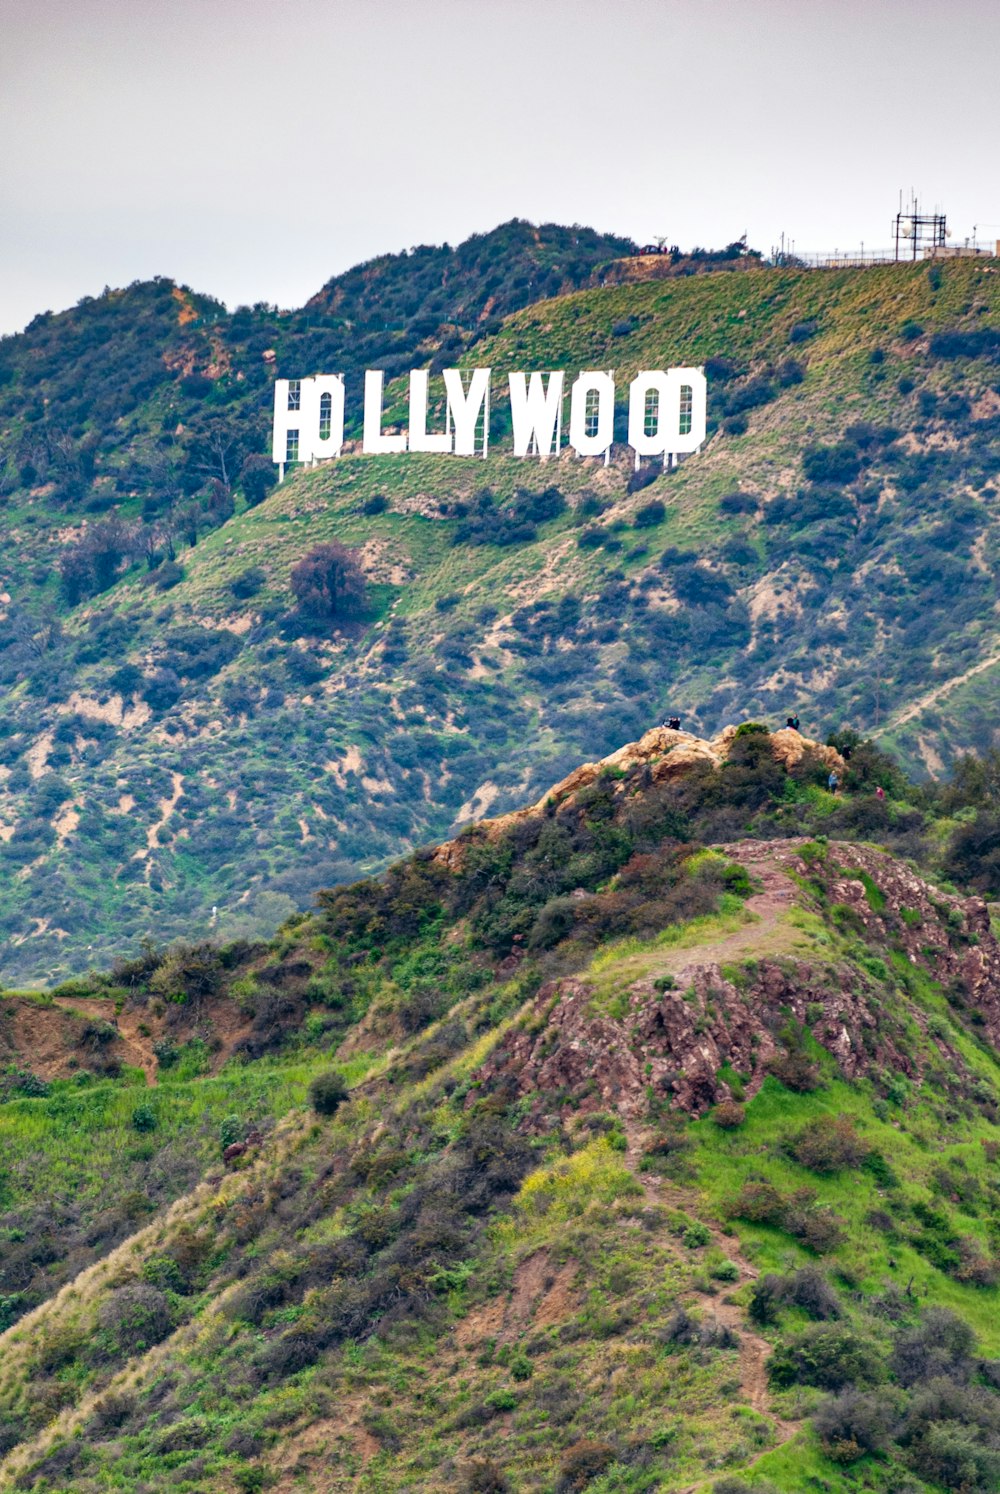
[271,367,707,475]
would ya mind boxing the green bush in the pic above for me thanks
[769,1323,884,1390]
[309,1069,349,1116]
[130,1104,157,1133]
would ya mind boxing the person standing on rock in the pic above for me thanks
[828,769,839,795]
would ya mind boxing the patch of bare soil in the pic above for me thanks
[456,1248,581,1348]
[267,1397,379,1492]
[49,996,158,1082]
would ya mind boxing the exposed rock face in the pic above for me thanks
[818,840,1000,1050]
[436,725,843,869]
[475,958,916,1125]
[472,838,1000,1124]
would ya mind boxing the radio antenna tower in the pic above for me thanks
[894,189,947,262]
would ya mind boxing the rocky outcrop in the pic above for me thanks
[472,837,1000,1124]
[474,957,916,1125]
[815,840,1000,1050]
[436,725,843,868]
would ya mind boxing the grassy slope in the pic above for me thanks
[2,742,1000,1491]
[2,258,999,984]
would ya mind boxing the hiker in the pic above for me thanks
[786,715,801,732]
[875,785,885,801]
[828,770,839,794]
[665,715,681,731]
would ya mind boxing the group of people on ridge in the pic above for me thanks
[660,711,886,803]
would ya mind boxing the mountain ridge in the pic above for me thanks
[2,723,1000,1490]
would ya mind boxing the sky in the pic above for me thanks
[1,0,999,336]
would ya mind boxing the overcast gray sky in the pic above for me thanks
[1,0,998,335]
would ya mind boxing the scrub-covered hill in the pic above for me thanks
[3,726,1000,1493]
[1,248,1000,983]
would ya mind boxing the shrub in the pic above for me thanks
[767,1048,822,1092]
[705,1257,737,1285]
[792,1115,866,1173]
[711,1098,745,1129]
[802,442,862,485]
[240,453,277,507]
[231,566,266,599]
[787,1203,845,1254]
[891,1308,976,1387]
[728,1181,786,1225]
[149,942,222,1001]
[718,491,757,515]
[751,1267,841,1324]
[309,1069,349,1115]
[768,1323,884,1390]
[462,1458,510,1493]
[634,499,667,529]
[521,485,566,523]
[557,1440,615,1491]
[130,1104,157,1133]
[142,666,183,711]
[362,493,388,515]
[814,1388,893,1461]
[97,1283,172,1355]
[626,465,658,494]
[901,1395,1000,1490]
[290,541,367,621]
[944,810,1000,895]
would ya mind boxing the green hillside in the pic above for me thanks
[1,245,999,983]
[2,727,1000,1493]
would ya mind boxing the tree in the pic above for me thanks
[290,542,367,621]
[58,518,134,604]
[240,453,277,508]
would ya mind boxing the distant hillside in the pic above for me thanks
[3,727,1000,1492]
[0,218,633,534]
[0,246,999,982]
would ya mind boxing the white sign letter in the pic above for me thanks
[443,368,491,457]
[408,371,451,454]
[309,375,345,459]
[363,370,407,454]
[568,371,615,458]
[509,371,564,458]
[272,378,309,465]
[628,368,707,464]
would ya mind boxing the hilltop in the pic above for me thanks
[1,238,1000,981]
[2,725,1000,1492]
